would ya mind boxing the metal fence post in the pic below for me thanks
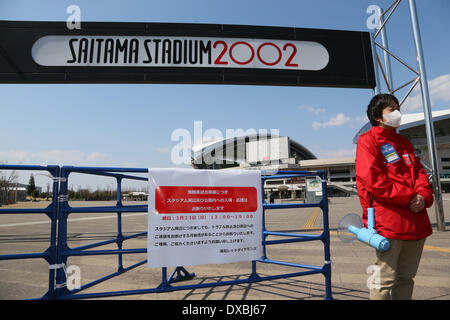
[42,165,60,299]
[116,176,124,272]
[54,166,70,298]
[320,171,333,300]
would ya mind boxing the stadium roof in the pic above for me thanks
[191,133,316,166]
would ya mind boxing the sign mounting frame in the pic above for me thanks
[0,20,375,88]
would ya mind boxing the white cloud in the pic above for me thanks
[312,121,322,129]
[0,149,109,166]
[311,113,367,129]
[323,113,351,127]
[312,113,350,129]
[86,152,108,162]
[401,74,450,112]
[0,150,113,189]
[120,161,140,167]
[38,150,82,164]
[0,151,32,164]
[297,105,326,115]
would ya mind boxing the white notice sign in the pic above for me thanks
[147,168,263,268]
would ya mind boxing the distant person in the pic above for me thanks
[269,192,275,204]
[355,93,433,300]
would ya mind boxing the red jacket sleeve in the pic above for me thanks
[412,155,434,208]
[355,134,416,207]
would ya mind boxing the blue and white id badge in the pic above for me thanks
[380,143,400,163]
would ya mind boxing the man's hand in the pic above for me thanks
[409,194,425,213]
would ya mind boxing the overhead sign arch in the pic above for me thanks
[0,20,375,88]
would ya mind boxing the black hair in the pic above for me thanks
[366,93,400,126]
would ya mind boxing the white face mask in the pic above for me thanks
[382,110,402,128]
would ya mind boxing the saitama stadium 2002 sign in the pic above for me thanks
[0,21,375,88]
[147,168,263,268]
[32,35,329,71]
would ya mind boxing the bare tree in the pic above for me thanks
[0,161,19,205]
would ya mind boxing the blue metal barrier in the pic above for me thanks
[54,166,150,299]
[0,166,333,300]
[260,170,333,300]
[0,164,60,299]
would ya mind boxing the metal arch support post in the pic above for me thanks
[370,32,381,95]
[408,0,446,231]
[379,7,394,93]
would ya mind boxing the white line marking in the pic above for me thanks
[0,212,147,228]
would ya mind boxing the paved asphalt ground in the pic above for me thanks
[0,195,449,300]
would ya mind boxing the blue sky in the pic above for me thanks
[1,0,449,190]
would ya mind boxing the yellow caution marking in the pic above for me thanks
[424,245,450,254]
[302,207,321,230]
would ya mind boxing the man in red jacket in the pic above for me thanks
[355,93,433,300]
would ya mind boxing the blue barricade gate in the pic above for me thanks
[0,165,60,299]
[0,165,332,300]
